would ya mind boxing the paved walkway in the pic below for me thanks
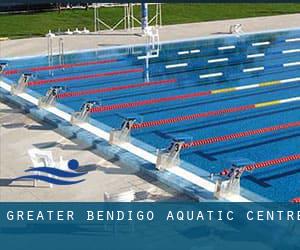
[1,14,299,58]
[0,102,190,201]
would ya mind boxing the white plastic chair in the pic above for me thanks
[229,24,243,35]
[28,148,56,188]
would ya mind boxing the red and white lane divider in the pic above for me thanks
[291,197,300,203]
[182,121,300,149]
[220,154,300,176]
[90,77,300,114]
[242,154,300,172]
[28,68,143,86]
[131,96,300,129]
[3,59,118,75]
[57,78,177,99]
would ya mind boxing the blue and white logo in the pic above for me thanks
[13,159,86,185]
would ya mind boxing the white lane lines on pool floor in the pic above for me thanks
[190,49,201,54]
[283,61,300,67]
[137,54,159,60]
[252,41,270,47]
[165,63,188,69]
[218,45,235,51]
[199,72,223,79]
[247,53,265,58]
[243,67,264,73]
[177,49,201,55]
[177,51,189,55]
[208,58,228,63]
[282,49,300,54]
[285,38,300,43]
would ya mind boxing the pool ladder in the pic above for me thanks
[47,36,65,75]
[47,36,53,75]
[58,38,65,69]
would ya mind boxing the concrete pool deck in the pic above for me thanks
[0,14,299,201]
[0,101,191,201]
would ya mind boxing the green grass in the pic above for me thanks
[0,4,300,39]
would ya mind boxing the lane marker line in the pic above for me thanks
[252,41,270,46]
[177,49,200,55]
[137,54,159,60]
[218,45,235,50]
[199,72,223,78]
[283,61,300,67]
[190,49,201,54]
[282,49,300,54]
[208,58,228,63]
[243,67,264,73]
[177,51,189,55]
[285,38,300,42]
[166,63,188,69]
[247,53,265,58]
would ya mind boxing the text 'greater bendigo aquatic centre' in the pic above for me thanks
[4,209,300,222]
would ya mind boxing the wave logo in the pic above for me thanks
[13,159,87,185]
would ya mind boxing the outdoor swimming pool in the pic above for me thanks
[1,28,300,202]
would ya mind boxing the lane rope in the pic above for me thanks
[131,96,300,129]
[242,154,300,172]
[57,78,177,98]
[90,77,300,113]
[291,197,300,203]
[3,59,118,75]
[182,121,300,148]
[28,68,143,86]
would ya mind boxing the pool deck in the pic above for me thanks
[0,101,190,201]
[0,14,299,202]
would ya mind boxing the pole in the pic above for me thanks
[141,3,148,32]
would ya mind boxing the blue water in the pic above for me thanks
[2,29,300,201]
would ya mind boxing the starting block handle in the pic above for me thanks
[156,139,185,170]
[0,62,8,74]
[38,86,64,108]
[71,100,99,124]
[109,117,138,145]
[11,73,32,95]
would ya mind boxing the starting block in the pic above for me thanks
[214,158,254,199]
[109,114,143,145]
[156,135,192,170]
[38,86,65,108]
[11,73,32,95]
[0,62,7,74]
[71,101,99,124]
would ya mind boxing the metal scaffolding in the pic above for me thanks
[93,3,162,32]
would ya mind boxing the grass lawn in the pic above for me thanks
[0,3,299,39]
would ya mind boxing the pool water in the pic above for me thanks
[2,28,300,201]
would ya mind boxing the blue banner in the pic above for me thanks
[0,203,299,250]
